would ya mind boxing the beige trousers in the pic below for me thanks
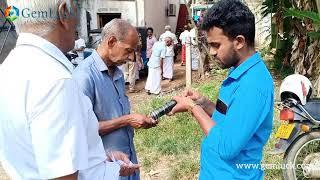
[123,61,136,90]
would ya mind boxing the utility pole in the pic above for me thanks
[186,36,192,88]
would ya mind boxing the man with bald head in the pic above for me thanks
[145,37,172,95]
[73,19,157,180]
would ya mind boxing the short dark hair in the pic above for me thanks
[147,27,154,33]
[201,0,255,47]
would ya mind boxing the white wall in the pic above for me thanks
[168,0,181,34]
[79,0,142,41]
[79,0,180,42]
[245,0,271,48]
[144,0,180,38]
[137,0,145,26]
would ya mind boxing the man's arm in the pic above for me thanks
[204,87,273,160]
[182,89,216,116]
[160,57,164,73]
[196,96,216,117]
[99,114,157,135]
[190,105,215,135]
[99,115,130,135]
[170,96,215,135]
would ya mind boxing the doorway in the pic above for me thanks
[97,13,121,28]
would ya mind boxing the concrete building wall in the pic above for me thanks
[245,0,271,48]
[79,0,146,42]
[144,0,180,38]
[79,0,180,41]
[167,0,181,35]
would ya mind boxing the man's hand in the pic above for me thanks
[168,96,195,115]
[182,89,216,117]
[106,151,140,177]
[182,89,203,101]
[128,114,158,129]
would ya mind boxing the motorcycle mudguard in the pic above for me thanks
[269,123,301,155]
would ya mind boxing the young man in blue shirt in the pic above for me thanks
[169,0,274,179]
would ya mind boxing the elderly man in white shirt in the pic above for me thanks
[159,25,178,81]
[0,0,138,180]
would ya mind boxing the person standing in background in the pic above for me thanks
[146,27,157,63]
[162,37,174,81]
[179,25,190,66]
[72,31,86,65]
[145,37,173,95]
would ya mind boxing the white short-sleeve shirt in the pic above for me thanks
[0,33,111,180]
[179,30,191,45]
[159,31,178,57]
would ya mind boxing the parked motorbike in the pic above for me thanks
[273,74,320,179]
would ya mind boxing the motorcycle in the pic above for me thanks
[273,74,320,179]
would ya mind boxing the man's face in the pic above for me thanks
[207,27,240,69]
[147,30,153,38]
[165,38,172,46]
[61,0,79,52]
[108,29,139,66]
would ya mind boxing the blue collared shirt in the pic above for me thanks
[200,52,274,180]
[72,50,138,174]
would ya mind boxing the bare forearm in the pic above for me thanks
[76,47,85,51]
[197,97,216,116]
[160,58,164,72]
[99,115,130,135]
[191,106,215,135]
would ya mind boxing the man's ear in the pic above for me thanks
[234,35,245,50]
[107,36,117,48]
[58,1,71,30]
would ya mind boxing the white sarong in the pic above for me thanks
[145,67,161,94]
[163,56,174,79]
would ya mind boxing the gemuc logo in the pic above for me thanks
[4,6,19,22]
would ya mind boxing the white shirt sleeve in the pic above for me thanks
[179,32,183,40]
[28,79,89,179]
[160,44,166,58]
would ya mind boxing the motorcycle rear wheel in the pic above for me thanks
[283,130,320,180]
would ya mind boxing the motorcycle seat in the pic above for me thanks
[303,98,320,121]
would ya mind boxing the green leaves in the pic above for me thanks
[284,8,320,39]
[308,31,320,39]
[284,8,320,24]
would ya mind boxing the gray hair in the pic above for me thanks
[101,19,135,42]
[7,0,74,36]
[165,25,171,31]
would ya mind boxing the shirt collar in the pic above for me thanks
[91,50,123,81]
[92,50,108,72]
[228,52,261,80]
[16,33,74,73]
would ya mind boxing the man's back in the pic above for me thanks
[0,33,106,179]
[160,31,178,44]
